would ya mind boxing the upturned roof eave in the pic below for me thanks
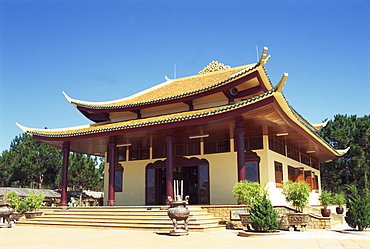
[64,63,259,112]
[18,87,279,140]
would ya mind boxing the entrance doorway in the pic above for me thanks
[146,157,209,205]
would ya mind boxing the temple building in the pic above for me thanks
[17,47,347,207]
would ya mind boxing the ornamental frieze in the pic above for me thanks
[198,61,231,75]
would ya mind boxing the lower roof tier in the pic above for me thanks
[18,87,346,163]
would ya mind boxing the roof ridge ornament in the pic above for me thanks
[275,73,288,92]
[198,61,231,75]
[258,47,271,65]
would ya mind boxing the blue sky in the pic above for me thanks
[1,0,369,153]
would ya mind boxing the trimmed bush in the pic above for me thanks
[232,180,264,208]
[249,193,278,232]
[345,185,370,231]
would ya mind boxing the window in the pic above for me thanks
[117,147,127,161]
[129,148,149,160]
[175,142,200,156]
[204,139,230,154]
[269,136,286,155]
[275,162,283,187]
[115,164,123,192]
[246,161,259,182]
[311,159,319,169]
[287,146,300,161]
[304,170,313,189]
[288,166,304,182]
[245,136,263,150]
[301,154,311,166]
[153,146,165,159]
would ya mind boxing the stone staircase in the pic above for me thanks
[15,206,225,232]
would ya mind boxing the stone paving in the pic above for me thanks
[1,223,369,249]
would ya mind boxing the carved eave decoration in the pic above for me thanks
[198,61,231,75]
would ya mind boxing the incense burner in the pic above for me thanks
[167,196,190,236]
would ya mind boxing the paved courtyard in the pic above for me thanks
[1,223,369,249]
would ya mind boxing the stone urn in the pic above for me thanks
[0,203,13,228]
[167,196,190,236]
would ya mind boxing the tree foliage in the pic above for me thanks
[319,115,370,193]
[282,181,310,213]
[249,193,278,232]
[0,133,103,191]
[232,180,265,207]
[345,184,370,231]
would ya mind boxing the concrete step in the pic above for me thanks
[16,221,225,232]
[16,206,226,232]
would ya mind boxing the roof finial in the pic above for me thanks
[198,61,231,75]
[258,47,271,65]
[275,73,288,92]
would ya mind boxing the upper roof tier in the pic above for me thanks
[63,47,272,113]
[64,63,260,109]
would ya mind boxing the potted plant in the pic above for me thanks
[22,193,45,219]
[319,190,333,217]
[232,180,265,229]
[282,181,310,231]
[333,192,346,214]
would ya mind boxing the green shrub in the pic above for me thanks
[7,191,21,211]
[319,190,333,209]
[18,200,28,213]
[232,180,265,208]
[249,193,278,232]
[16,193,45,212]
[282,181,310,213]
[25,193,44,211]
[345,185,370,231]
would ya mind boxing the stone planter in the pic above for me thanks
[238,230,283,237]
[286,213,309,232]
[10,212,24,221]
[25,211,43,219]
[167,196,190,236]
[238,213,251,230]
[0,203,13,228]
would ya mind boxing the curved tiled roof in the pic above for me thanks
[20,88,278,138]
[66,63,259,110]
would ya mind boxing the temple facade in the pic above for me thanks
[17,47,347,206]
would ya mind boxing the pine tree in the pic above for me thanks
[320,115,370,192]
[249,193,279,232]
[345,184,370,231]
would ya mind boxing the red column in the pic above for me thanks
[107,136,117,206]
[165,132,174,203]
[236,120,246,181]
[61,141,70,207]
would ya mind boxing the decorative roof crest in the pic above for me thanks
[198,61,231,75]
